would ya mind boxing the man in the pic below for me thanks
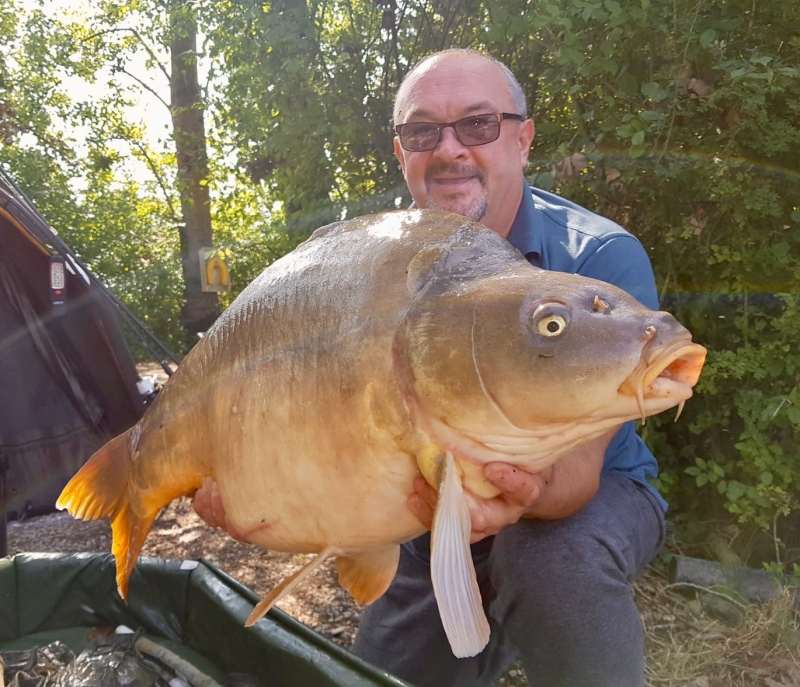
[349,49,665,687]
[196,49,665,687]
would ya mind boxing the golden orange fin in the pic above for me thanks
[56,431,130,521]
[56,427,199,602]
[245,547,337,627]
[109,502,160,601]
[335,545,400,605]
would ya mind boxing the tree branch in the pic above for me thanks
[82,27,171,83]
[118,67,171,110]
[128,137,181,223]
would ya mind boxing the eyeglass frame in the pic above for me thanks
[394,112,526,152]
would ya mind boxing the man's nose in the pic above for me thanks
[432,125,469,158]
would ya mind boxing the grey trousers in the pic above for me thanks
[352,472,665,687]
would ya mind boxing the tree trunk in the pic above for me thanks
[170,0,220,337]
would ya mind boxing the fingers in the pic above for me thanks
[208,478,229,530]
[483,462,548,509]
[193,477,246,541]
[406,463,550,543]
[193,476,223,528]
[465,493,527,542]
[407,477,436,530]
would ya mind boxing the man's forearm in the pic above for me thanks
[522,430,614,520]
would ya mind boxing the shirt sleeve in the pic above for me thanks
[576,234,659,311]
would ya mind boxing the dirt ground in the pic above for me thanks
[6,366,799,687]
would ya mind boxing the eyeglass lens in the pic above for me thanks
[398,114,502,151]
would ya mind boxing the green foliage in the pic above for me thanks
[60,170,192,356]
[0,1,186,354]
[488,0,800,558]
[205,0,501,222]
[206,0,399,223]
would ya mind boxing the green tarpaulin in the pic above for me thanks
[0,553,410,687]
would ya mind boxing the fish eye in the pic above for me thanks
[529,302,570,338]
[537,314,567,337]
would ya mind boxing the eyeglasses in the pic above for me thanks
[395,113,525,152]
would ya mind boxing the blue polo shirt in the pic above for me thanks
[508,179,667,512]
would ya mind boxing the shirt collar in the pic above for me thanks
[506,178,541,258]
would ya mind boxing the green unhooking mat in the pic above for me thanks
[0,553,410,687]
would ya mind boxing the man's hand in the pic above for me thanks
[408,465,553,543]
[407,430,615,543]
[192,476,246,541]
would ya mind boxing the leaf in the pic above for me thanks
[726,482,746,502]
[641,81,668,102]
[641,110,665,122]
[699,29,716,48]
[791,209,800,222]
[628,144,646,158]
[532,171,554,191]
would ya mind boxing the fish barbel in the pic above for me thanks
[57,209,706,658]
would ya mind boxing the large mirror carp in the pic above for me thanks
[58,209,706,658]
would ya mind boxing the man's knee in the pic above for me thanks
[487,474,663,604]
[489,514,627,601]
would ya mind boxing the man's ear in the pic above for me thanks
[518,119,535,168]
[394,136,408,177]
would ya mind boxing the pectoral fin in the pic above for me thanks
[335,545,400,605]
[430,451,491,658]
[245,547,336,627]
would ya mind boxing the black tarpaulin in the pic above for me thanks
[0,169,144,518]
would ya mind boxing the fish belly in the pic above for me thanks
[213,446,424,553]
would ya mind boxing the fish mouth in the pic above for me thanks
[619,339,707,422]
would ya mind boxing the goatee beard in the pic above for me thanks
[425,163,488,222]
[428,195,489,223]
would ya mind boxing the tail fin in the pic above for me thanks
[56,428,160,601]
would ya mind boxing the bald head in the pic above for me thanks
[393,50,528,125]
[390,49,535,237]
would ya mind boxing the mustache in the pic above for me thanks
[424,164,485,187]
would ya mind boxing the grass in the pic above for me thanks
[641,574,800,686]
